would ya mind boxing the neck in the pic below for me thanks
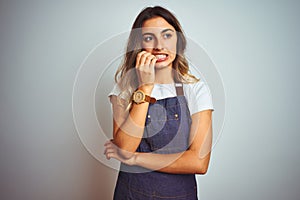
[154,65,174,84]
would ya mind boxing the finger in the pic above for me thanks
[104,141,110,146]
[149,56,157,68]
[103,147,111,155]
[105,147,115,154]
[105,151,114,160]
[103,146,110,155]
[104,140,115,147]
[104,139,113,145]
[105,147,116,159]
[138,52,152,67]
[103,142,115,154]
[106,152,117,160]
[145,55,156,68]
[136,51,147,68]
[144,54,156,67]
[106,152,125,162]
[106,150,119,160]
[105,150,110,159]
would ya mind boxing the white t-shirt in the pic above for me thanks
[108,80,214,115]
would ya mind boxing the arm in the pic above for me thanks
[109,93,150,154]
[134,110,213,174]
[110,51,157,155]
[105,109,213,174]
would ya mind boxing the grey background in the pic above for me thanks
[0,0,299,199]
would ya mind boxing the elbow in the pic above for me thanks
[192,160,209,174]
[196,164,209,175]
[193,155,210,175]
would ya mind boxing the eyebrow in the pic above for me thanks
[142,28,175,36]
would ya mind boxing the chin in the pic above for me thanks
[155,62,172,69]
[155,57,175,68]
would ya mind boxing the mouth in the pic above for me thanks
[153,53,169,62]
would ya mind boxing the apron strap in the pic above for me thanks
[175,82,184,96]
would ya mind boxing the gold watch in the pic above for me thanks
[132,90,156,104]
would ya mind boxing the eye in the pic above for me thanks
[163,33,172,39]
[143,36,153,42]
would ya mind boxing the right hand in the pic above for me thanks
[135,51,157,93]
[104,140,137,166]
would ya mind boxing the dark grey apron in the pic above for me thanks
[114,83,197,200]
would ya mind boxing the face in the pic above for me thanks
[141,17,177,68]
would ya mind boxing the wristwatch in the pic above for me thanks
[132,90,156,104]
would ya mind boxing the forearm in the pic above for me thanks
[134,150,211,174]
[113,102,149,152]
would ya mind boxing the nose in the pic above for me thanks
[154,38,164,50]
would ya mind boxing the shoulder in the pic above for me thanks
[183,80,214,115]
[183,80,210,97]
[108,83,121,97]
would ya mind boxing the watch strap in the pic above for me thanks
[145,95,156,104]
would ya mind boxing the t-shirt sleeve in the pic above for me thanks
[185,81,214,115]
[108,83,121,98]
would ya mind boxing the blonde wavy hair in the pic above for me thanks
[115,6,199,110]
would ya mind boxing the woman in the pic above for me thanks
[104,6,214,200]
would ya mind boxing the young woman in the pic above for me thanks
[104,6,214,200]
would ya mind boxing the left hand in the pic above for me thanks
[104,140,137,166]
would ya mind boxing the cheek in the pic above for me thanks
[142,41,154,50]
[166,39,177,54]
[168,44,177,59]
[143,48,153,53]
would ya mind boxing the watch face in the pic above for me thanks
[134,91,144,102]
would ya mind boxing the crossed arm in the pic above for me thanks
[104,95,213,174]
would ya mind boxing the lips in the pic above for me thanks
[153,53,168,62]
